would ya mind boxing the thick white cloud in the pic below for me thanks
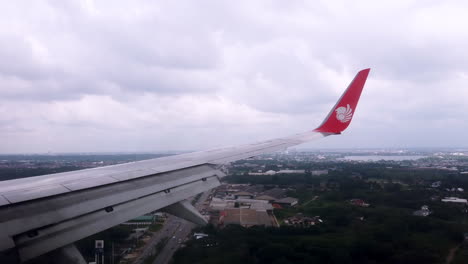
[1,0,467,153]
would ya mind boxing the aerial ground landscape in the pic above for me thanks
[1,1,468,264]
[1,149,468,264]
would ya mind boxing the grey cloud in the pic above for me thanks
[1,0,468,153]
[0,34,58,80]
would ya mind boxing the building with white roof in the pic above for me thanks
[441,197,468,204]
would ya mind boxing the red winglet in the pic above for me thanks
[314,68,370,134]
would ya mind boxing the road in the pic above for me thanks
[132,215,181,264]
[152,191,211,264]
[445,245,460,264]
[152,219,194,264]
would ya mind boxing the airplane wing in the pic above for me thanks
[0,69,370,263]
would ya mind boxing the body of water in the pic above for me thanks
[342,155,427,161]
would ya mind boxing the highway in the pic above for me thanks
[151,191,211,264]
[152,219,194,264]
[131,215,181,264]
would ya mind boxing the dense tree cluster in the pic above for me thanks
[174,216,462,264]
[174,163,468,264]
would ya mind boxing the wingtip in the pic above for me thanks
[313,68,370,134]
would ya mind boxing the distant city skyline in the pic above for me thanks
[1,1,468,153]
[1,147,467,156]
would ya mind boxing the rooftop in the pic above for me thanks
[223,208,273,227]
[275,197,298,204]
[233,191,254,196]
[441,197,468,203]
[255,195,276,201]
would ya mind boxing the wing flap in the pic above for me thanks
[0,196,9,207]
[2,184,71,204]
[63,176,119,191]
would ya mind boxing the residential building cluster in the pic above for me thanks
[413,205,431,217]
[207,184,299,227]
[283,213,323,227]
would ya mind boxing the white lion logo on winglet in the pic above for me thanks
[335,104,353,123]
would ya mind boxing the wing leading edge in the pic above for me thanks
[0,68,370,262]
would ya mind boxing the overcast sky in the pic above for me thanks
[1,0,467,153]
